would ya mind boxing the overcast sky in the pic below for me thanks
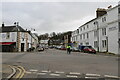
[1,0,119,35]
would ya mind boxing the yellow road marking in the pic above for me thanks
[18,66,26,79]
[14,66,22,78]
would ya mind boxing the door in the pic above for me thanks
[21,43,24,52]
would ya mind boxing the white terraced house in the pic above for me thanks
[71,4,120,54]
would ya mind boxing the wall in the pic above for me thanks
[0,32,17,42]
[71,5,119,54]
[107,6,118,54]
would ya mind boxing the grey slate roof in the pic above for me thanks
[0,25,26,32]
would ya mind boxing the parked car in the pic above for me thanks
[82,47,96,54]
[37,46,44,51]
[79,45,92,52]
[60,46,66,50]
[71,47,80,52]
[57,46,62,50]
[49,46,54,49]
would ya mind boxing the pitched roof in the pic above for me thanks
[0,25,26,32]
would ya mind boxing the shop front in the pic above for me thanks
[0,42,16,52]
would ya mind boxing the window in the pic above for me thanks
[102,28,106,35]
[81,28,82,31]
[104,17,106,21]
[77,29,79,34]
[2,33,6,39]
[76,36,77,40]
[94,41,98,48]
[80,43,83,45]
[102,40,107,48]
[94,30,97,37]
[87,33,89,39]
[118,8,120,13]
[87,25,89,28]
[119,22,120,32]
[73,37,75,41]
[118,38,120,48]
[86,42,89,45]
[83,34,85,39]
[80,35,82,40]
[102,17,106,22]
[84,27,85,30]
[6,32,10,39]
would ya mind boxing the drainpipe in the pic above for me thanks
[97,22,99,52]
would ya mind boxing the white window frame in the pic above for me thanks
[102,40,107,48]
[94,41,98,48]
[6,32,10,39]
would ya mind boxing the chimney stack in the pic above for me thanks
[96,8,107,18]
[2,22,4,27]
[108,5,112,9]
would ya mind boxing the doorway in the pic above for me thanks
[21,43,24,52]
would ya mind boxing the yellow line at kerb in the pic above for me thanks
[18,66,26,79]
[14,66,26,80]
[14,66,22,79]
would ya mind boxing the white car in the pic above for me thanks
[38,47,44,51]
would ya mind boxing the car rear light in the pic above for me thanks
[89,49,92,51]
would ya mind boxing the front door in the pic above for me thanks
[21,43,24,52]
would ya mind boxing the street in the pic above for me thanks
[2,49,119,79]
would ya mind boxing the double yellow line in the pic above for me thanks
[9,65,26,80]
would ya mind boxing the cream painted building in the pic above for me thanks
[71,4,120,54]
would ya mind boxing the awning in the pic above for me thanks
[0,42,16,45]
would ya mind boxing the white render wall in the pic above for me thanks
[107,6,119,54]
[0,32,17,42]
[71,5,119,54]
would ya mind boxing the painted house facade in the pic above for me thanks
[0,23,38,52]
[71,4,120,54]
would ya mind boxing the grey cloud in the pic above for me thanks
[2,2,117,34]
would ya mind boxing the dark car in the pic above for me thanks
[82,47,96,54]
[79,45,92,51]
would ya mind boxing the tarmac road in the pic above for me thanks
[2,49,119,79]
